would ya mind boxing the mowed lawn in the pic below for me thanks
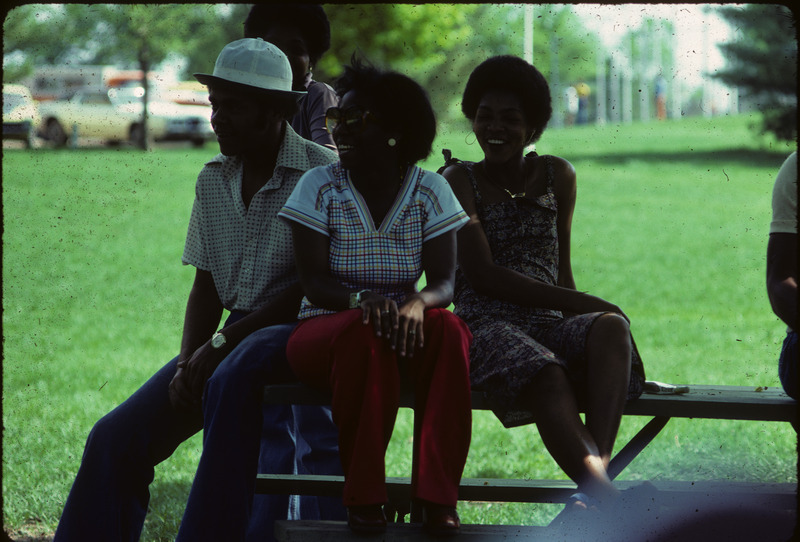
[3,113,796,540]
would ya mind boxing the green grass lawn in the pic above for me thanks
[3,114,797,540]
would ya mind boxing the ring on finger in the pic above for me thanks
[408,329,416,335]
[381,310,390,315]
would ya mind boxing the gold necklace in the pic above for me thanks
[482,162,526,199]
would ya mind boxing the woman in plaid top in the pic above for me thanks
[278,58,472,536]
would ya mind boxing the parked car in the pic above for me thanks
[3,84,40,148]
[37,87,213,147]
[111,86,214,146]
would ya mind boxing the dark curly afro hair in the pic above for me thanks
[335,55,436,167]
[461,55,552,144]
[244,4,331,66]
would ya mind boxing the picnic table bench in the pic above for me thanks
[259,382,797,540]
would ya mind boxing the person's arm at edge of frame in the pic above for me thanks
[442,159,627,319]
[767,232,798,331]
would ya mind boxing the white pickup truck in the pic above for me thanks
[38,87,213,147]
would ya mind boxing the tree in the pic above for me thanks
[713,4,797,141]
[4,3,606,133]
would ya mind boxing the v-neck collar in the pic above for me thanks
[345,165,417,232]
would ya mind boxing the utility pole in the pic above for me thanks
[524,4,534,65]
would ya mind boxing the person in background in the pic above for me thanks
[53,39,338,542]
[278,58,472,536]
[654,75,667,121]
[243,3,346,529]
[767,151,797,400]
[441,55,646,519]
[245,4,338,151]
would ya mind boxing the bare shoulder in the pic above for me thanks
[541,154,576,180]
[539,154,576,191]
[440,163,473,194]
[440,162,470,183]
[440,163,478,213]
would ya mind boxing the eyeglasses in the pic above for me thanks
[325,106,377,134]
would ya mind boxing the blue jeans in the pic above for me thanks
[54,321,344,542]
[778,330,797,400]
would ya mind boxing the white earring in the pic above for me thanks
[388,138,397,147]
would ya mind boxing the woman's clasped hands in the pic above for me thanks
[358,291,425,357]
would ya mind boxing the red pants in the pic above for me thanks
[287,308,472,507]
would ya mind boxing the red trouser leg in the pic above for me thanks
[287,309,473,508]
[288,310,400,506]
[409,308,472,506]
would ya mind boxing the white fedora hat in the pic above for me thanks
[194,38,305,97]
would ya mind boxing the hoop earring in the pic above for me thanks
[387,138,397,147]
[465,132,476,145]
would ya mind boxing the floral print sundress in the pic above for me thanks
[446,151,645,428]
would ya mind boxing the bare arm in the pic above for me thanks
[169,268,224,410]
[290,222,350,311]
[443,161,623,317]
[169,268,304,410]
[767,232,798,330]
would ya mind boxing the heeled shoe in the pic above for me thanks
[347,504,387,534]
[422,503,461,536]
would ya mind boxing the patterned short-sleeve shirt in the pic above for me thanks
[278,163,469,319]
[182,125,338,312]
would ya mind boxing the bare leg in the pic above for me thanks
[526,363,619,505]
[584,313,632,466]
[525,314,631,506]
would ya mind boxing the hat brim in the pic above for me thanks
[194,73,306,99]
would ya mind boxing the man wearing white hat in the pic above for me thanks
[54,39,340,542]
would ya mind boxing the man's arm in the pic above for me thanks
[767,232,798,330]
[168,268,304,410]
[169,268,224,410]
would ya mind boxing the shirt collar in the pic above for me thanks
[271,123,313,182]
[205,123,312,192]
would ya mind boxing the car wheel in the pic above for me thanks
[46,119,67,147]
[191,138,205,148]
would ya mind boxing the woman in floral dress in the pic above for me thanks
[441,55,645,512]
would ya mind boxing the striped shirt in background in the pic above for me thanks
[279,163,469,319]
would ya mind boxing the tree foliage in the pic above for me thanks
[714,4,797,141]
[3,3,601,128]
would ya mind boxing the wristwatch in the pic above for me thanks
[348,289,370,309]
[210,331,227,349]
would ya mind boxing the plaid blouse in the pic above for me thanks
[279,162,468,319]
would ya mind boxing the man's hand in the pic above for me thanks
[168,341,228,411]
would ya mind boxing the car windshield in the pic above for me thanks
[3,93,27,114]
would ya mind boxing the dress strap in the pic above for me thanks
[542,154,555,192]
[438,149,483,206]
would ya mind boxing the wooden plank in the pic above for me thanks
[257,474,796,508]
[621,385,797,422]
[275,520,547,542]
[263,383,797,423]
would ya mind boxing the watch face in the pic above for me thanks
[211,333,226,348]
